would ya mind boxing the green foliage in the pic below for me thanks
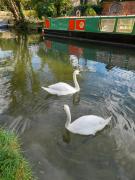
[78,3,98,16]
[1,0,73,21]
[2,0,25,23]
[91,4,102,15]
[24,10,37,18]
[35,1,56,18]
[0,0,7,10]
[0,129,33,180]
[31,0,73,18]
[55,0,73,16]
[85,6,97,16]
[20,0,33,10]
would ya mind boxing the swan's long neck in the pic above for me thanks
[65,107,72,128]
[73,72,80,91]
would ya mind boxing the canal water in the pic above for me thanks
[0,30,135,180]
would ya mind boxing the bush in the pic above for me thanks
[91,4,102,15]
[0,129,33,180]
[23,10,37,18]
[85,7,97,16]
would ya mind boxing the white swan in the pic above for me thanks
[64,105,112,135]
[42,70,80,96]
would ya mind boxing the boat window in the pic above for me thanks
[100,19,115,32]
[116,18,135,33]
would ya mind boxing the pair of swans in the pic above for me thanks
[42,70,111,135]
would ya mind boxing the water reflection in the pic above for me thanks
[0,31,135,180]
[44,38,135,71]
[62,129,71,144]
[72,92,80,105]
[0,31,42,134]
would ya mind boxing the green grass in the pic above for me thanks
[0,129,33,180]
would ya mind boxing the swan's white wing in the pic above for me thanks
[68,115,110,135]
[48,82,75,91]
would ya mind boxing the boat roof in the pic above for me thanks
[49,15,135,19]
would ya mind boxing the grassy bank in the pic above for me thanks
[0,129,33,180]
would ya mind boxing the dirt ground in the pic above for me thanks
[0,11,14,22]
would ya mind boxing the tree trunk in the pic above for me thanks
[3,0,25,23]
[55,3,61,17]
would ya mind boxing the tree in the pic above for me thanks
[54,0,73,16]
[0,0,7,10]
[32,0,56,18]
[21,0,32,10]
[3,0,25,23]
[32,0,73,18]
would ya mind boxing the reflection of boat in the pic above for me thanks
[43,15,135,46]
[44,38,135,71]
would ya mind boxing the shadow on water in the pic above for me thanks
[0,30,135,180]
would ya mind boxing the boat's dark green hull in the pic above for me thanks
[44,29,135,47]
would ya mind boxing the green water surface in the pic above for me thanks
[0,30,135,180]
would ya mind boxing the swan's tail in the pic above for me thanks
[105,116,112,124]
[41,86,49,92]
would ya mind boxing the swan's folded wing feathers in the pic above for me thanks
[48,82,74,91]
[69,115,108,135]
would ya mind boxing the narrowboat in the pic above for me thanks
[43,15,135,46]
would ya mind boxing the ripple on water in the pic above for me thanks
[105,84,135,161]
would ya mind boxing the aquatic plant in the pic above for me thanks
[0,128,33,180]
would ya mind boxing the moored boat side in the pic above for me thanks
[43,15,135,46]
